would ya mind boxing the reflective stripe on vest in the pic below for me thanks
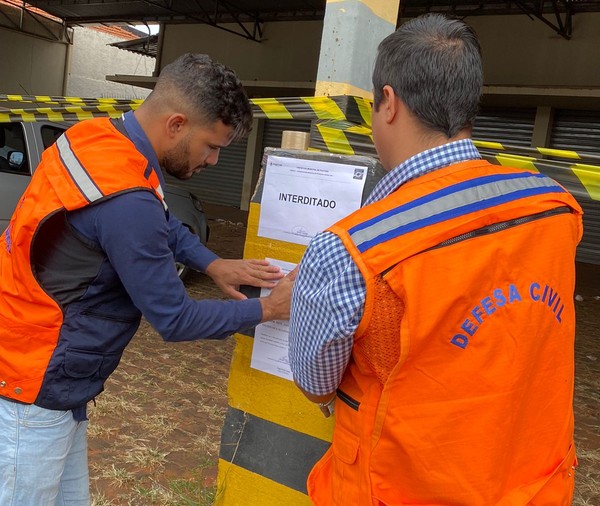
[57,128,167,210]
[56,134,104,203]
[349,172,565,253]
[147,168,168,211]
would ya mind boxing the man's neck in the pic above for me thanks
[392,129,471,169]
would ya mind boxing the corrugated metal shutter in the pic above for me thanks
[550,109,600,156]
[472,106,536,146]
[577,199,600,265]
[550,109,600,265]
[164,138,248,207]
[261,119,312,153]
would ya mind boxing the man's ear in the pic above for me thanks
[165,113,187,139]
[381,85,398,124]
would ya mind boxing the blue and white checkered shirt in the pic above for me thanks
[288,139,482,395]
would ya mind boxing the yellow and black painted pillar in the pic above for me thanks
[315,0,400,99]
[215,145,385,505]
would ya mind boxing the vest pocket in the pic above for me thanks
[59,348,123,408]
[330,426,362,503]
[308,426,363,505]
[332,427,360,464]
[63,349,102,378]
[64,348,121,379]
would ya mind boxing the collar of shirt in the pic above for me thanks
[364,138,481,205]
[122,110,166,187]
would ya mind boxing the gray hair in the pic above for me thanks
[151,53,253,141]
[372,13,483,138]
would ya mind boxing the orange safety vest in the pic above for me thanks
[0,117,166,405]
[308,160,583,505]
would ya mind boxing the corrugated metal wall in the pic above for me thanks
[550,109,600,155]
[470,106,598,265]
[577,200,600,265]
[472,106,537,146]
[550,109,600,265]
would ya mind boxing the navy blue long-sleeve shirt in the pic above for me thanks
[67,111,262,342]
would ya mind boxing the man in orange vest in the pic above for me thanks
[0,53,295,505]
[289,14,582,505]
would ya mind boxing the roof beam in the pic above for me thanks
[513,0,572,39]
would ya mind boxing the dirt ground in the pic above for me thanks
[88,219,600,506]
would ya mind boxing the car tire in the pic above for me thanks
[176,261,191,281]
[176,223,200,281]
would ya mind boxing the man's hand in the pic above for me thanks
[205,258,285,300]
[259,267,298,322]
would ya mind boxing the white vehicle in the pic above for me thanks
[0,120,209,279]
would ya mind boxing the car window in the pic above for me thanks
[0,123,29,175]
[41,125,66,149]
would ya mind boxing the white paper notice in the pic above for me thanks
[258,155,367,246]
[250,259,297,381]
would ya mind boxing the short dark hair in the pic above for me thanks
[372,13,483,138]
[152,53,253,141]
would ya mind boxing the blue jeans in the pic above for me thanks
[0,397,90,506]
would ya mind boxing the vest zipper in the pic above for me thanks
[80,309,138,323]
[336,388,360,411]
[382,206,572,277]
[430,206,572,251]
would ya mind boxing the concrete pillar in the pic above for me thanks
[315,0,400,99]
[240,118,264,211]
[531,105,554,149]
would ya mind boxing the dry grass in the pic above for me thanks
[571,268,600,506]
[87,329,230,505]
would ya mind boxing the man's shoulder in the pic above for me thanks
[303,231,353,271]
[309,230,345,251]
[66,116,111,132]
[64,117,129,145]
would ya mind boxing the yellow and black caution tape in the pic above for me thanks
[1,93,598,257]
[312,119,375,157]
[251,95,372,126]
[474,140,600,164]
[479,148,600,264]
[0,94,372,126]
[0,94,375,162]
[478,149,600,202]
[0,94,144,107]
[0,104,140,123]
[1,92,598,163]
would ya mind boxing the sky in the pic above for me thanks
[130,24,160,35]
